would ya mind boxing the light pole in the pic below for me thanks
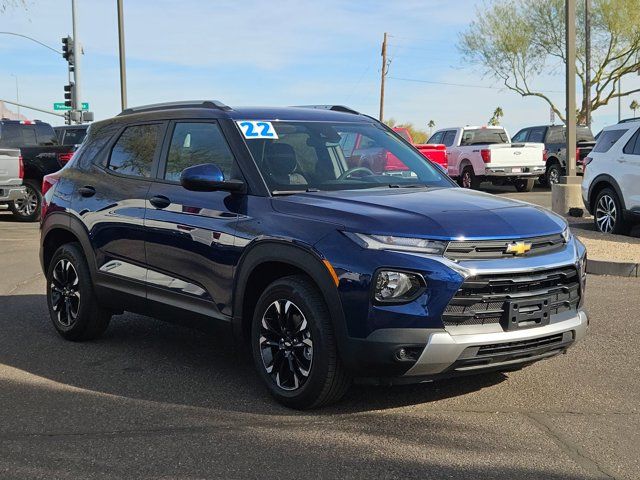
[117,0,128,110]
[10,74,19,117]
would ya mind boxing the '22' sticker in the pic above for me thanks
[236,120,279,139]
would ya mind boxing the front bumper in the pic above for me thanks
[403,309,587,377]
[0,186,26,202]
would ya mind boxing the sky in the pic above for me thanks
[1,0,639,135]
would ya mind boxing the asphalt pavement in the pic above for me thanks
[0,211,638,480]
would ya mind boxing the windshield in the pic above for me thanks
[242,121,452,193]
[460,128,508,146]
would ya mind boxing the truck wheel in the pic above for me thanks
[514,179,535,192]
[46,243,112,341]
[546,163,564,186]
[251,275,351,409]
[10,179,42,222]
[458,166,479,189]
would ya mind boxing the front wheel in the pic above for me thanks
[10,179,42,222]
[251,275,351,409]
[514,178,535,192]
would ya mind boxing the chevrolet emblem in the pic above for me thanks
[505,241,532,255]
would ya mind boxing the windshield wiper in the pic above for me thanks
[388,183,425,189]
[271,188,322,196]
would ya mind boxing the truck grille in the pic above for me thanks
[443,266,580,328]
[445,233,565,260]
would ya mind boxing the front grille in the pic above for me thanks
[477,333,565,356]
[445,233,565,260]
[443,266,580,328]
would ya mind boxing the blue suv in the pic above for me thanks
[40,101,588,408]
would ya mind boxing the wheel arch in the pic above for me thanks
[41,212,98,278]
[232,240,346,349]
[588,174,626,212]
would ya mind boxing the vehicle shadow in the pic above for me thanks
[0,293,508,416]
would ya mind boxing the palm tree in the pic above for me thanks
[631,100,639,118]
[427,120,435,136]
[489,106,504,126]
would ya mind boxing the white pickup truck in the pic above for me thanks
[0,148,26,214]
[428,126,545,192]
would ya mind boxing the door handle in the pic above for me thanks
[617,157,626,163]
[78,186,96,197]
[149,195,171,209]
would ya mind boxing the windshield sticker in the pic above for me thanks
[236,121,279,139]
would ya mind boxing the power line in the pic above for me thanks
[387,76,564,94]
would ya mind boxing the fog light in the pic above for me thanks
[374,270,424,303]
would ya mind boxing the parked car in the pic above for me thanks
[0,147,26,211]
[582,121,640,234]
[54,125,88,146]
[511,125,596,186]
[0,119,76,221]
[40,101,588,409]
[428,126,545,192]
[393,127,448,170]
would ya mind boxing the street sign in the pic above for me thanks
[53,102,89,111]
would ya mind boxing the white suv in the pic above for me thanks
[582,121,640,234]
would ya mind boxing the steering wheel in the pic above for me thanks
[338,167,375,180]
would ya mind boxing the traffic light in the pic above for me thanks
[64,83,75,108]
[61,36,74,64]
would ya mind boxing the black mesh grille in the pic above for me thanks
[443,267,581,328]
[445,234,565,260]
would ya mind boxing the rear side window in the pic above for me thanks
[527,127,546,143]
[428,131,444,144]
[592,129,626,153]
[62,128,87,145]
[546,127,565,144]
[442,130,457,147]
[512,129,528,143]
[108,124,161,177]
[0,124,22,148]
[35,124,57,145]
[623,128,640,155]
[164,122,236,181]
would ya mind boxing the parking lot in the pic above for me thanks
[0,198,638,480]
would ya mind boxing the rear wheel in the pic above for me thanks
[546,163,563,186]
[10,179,42,222]
[46,243,111,341]
[514,178,535,192]
[593,188,628,235]
[251,275,351,409]
[458,166,479,189]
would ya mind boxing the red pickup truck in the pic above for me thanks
[393,127,448,169]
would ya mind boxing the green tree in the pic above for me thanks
[428,119,436,136]
[631,99,639,117]
[459,0,640,124]
[488,106,504,126]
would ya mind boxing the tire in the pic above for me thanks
[458,166,480,189]
[546,163,564,187]
[538,174,549,187]
[10,179,42,222]
[46,243,111,341]
[251,275,351,409]
[514,178,535,192]
[593,188,629,235]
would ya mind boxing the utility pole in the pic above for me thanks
[585,0,591,127]
[71,0,81,124]
[566,0,577,177]
[117,0,128,110]
[379,32,387,121]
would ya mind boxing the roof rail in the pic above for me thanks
[293,105,360,115]
[118,100,232,116]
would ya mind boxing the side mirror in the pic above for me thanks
[180,163,245,193]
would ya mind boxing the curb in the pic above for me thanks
[587,259,639,278]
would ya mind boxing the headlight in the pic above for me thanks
[562,226,572,243]
[374,270,425,303]
[345,232,447,255]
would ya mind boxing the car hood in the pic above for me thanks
[272,187,566,240]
